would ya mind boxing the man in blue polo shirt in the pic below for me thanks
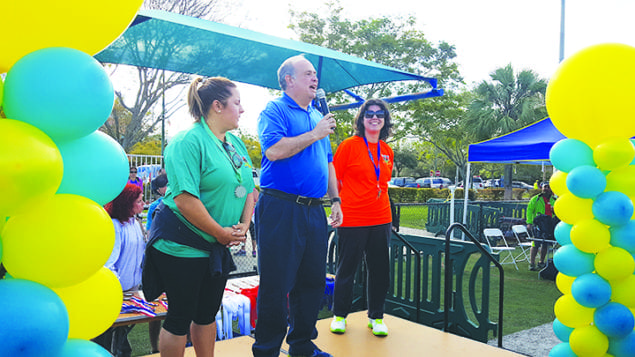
[252,55,343,357]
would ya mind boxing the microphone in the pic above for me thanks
[316,88,330,116]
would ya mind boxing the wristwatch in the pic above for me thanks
[330,197,341,205]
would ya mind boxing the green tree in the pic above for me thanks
[289,1,463,149]
[392,146,419,177]
[465,64,548,198]
[238,131,262,169]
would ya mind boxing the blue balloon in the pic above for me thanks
[554,221,573,246]
[54,339,112,357]
[608,331,635,356]
[566,165,606,198]
[549,342,576,357]
[56,131,129,205]
[0,279,69,356]
[3,47,114,142]
[571,273,611,307]
[553,244,595,277]
[550,138,595,173]
[553,318,574,342]
[610,220,635,255]
[593,191,634,227]
[595,302,635,338]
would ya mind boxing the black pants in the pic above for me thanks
[332,223,391,320]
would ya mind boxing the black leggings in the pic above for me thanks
[149,247,227,336]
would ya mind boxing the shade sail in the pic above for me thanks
[95,10,439,94]
[467,117,566,164]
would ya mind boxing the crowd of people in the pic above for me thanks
[101,55,397,357]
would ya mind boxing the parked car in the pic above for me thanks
[389,177,420,188]
[458,176,484,189]
[484,179,502,188]
[416,177,453,189]
[512,181,533,190]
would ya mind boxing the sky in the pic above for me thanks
[164,0,635,136]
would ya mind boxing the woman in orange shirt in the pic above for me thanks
[330,99,394,337]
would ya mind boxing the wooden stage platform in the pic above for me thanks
[144,311,522,356]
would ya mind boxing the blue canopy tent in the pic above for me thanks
[96,10,443,103]
[467,117,565,165]
[456,117,566,229]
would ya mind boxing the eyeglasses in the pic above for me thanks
[222,142,243,169]
[364,110,385,119]
[130,171,137,173]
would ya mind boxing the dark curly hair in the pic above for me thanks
[105,183,142,222]
[353,99,393,141]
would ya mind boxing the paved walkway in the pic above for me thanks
[488,323,560,357]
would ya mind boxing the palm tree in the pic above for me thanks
[466,64,548,198]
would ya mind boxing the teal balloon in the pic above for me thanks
[3,47,114,142]
[608,331,635,356]
[553,244,595,277]
[549,342,576,357]
[566,165,606,198]
[554,221,572,246]
[571,273,611,308]
[56,131,128,205]
[592,191,634,227]
[0,279,69,357]
[631,139,635,165]
[611,220,635,255]
[553,318,574,342]
[550,138,595,173]
[55,339,112,357]
[595,302,634,338]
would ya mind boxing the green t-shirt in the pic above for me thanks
[154,120,255,258]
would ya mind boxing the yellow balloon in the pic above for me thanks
[569,325,609,357]
[570,219,611,253]
[0,119,63,217]
[611,275,635,307]
[556,272,576,295]
[554,294,595,327]
[0,0,143,72]
[550,170,570,197]
[553,194,594,225]
[606,166,635,198]
[53,267,122,339]
[546,43,635,147]
[595,247,635,282]
[594,138,635,171]
[2,194,114,288]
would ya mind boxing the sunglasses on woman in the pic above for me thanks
[222,142,244,169]
[364,110,385,119]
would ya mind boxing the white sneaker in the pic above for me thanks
[368,318,388,336]
[330,316,346,334]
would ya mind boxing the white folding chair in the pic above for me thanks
[511,225,533,263]
[483,228,518,270]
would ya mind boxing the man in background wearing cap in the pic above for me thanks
[526,183,556,271]
[146,173,168,233]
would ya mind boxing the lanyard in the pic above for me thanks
[363,137,381,183]
[201,119,243,184]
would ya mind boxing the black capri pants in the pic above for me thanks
[148,247,227,336]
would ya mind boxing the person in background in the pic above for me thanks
[253,54,342,357]
[526,182,557,271]
[330,99,394,337]
[95,183,146,357]
[146,173,169,232]
[144,76,255,357]
[128,166,143,192]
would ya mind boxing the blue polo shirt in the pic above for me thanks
[258,93,332,198]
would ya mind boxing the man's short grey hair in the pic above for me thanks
[277,55,307,90]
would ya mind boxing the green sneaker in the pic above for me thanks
[368,318,388,336]
[330,316,346,334]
